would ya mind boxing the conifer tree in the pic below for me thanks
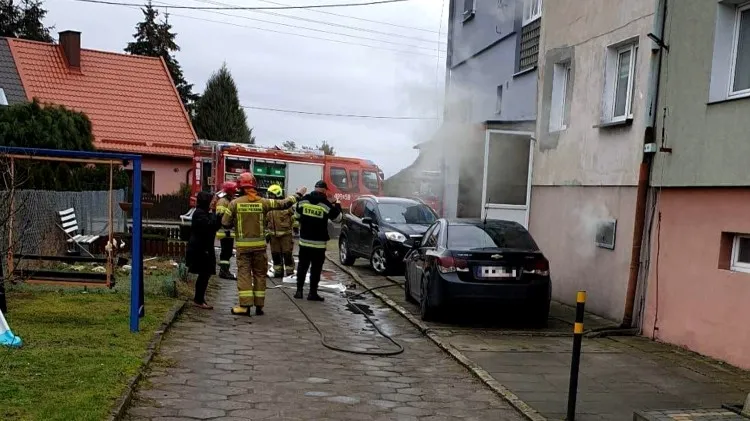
[193,63,254,144]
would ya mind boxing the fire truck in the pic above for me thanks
[189,139,384,210]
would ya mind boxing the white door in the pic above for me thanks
[480,130,534,228]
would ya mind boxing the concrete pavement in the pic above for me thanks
[125,261,525,420]
[333,257,750,421]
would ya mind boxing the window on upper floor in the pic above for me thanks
[710,1,750,102]
[518,0,542,73]
[462,0,475,23]
[601,40,638,124]
[495,85,503,115]
[549,61,571,132]
[522,0,542,26]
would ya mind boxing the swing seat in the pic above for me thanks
[12,254,129,288]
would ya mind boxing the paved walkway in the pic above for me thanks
[126,262,525,421]
[336,259,750,421]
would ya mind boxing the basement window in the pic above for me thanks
[731,234,750,273]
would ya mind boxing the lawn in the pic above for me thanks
[0,258,184,421]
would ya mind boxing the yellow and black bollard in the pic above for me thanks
[566,290,586,421]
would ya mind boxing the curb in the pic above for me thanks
[326,255,547,421]
[108,299,187,421]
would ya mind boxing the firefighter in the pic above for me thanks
[294,180,342,301]
[222,172,305,316]
[214,181,237,280]
[265,184,296,278]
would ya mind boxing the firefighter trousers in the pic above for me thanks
[269,235,294,276]
[236,250,268,308]
[218,238,234,268]
[296,245,326,295]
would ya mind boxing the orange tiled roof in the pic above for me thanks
[6,38,196,158]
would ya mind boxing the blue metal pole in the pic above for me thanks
[130,158,143,333]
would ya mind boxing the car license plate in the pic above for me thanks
[477,266,515,278]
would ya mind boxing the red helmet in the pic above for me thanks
[222,181,237,196]
[237,172,256,189]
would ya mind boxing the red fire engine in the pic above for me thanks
[189,140,384,210]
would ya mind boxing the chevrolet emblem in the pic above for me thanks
[491,254,502,259]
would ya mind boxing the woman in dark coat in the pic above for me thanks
[186,191,222,309]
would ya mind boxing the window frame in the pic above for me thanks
[731,234,750,273]
[522,0,542,26]
[126,169,156,196]
[612,44,637,122]
[729,2,750,98]
[329,166,349,191]
[462,0,476,23]
[349,170,360,193]
[549,61,571,132]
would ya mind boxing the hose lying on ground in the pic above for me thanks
[268,277,405,356]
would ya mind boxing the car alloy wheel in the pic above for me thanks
[370,246,388,274]
[339,236,355,265]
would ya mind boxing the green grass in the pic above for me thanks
[0,271,180,420]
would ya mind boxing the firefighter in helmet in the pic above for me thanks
[222,172,305,316]
[265,184,296,278]
[214,181,237,280]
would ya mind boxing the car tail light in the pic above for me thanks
[437,256,468,273]
[524,256,550,276]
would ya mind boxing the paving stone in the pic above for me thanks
[125,261,524,420]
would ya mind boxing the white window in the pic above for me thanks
[731,234,750,273]
[523,0,542,26]
[462,0,475,22]
[0,88,7,106]
[549,62,571,132]
[495,85,503,115]
[602,41,638,124]
[730,3,750,96]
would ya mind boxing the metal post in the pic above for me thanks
[566,290,586,421]
[0,258,6,314]
[130,157,143,333]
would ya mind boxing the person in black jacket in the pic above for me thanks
[294,180,343,301]
[186,191,222,309]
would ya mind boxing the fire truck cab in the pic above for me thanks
[189,140,384,211]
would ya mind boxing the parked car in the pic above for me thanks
[403,218,551,326]
[339,195,438,274]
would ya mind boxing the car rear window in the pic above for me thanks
[378,203,436,225]
[447,222,539,251]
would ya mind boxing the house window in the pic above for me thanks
[518,15,542,72]
[731,234,750,273]
[126,170,156,196]
[602,41,638,124]
[522,0,542,26]
[730,3,750,96]
[462,0,475,22]
[0,88,7,106]
[549,62,571,132]
[495,85,503,115]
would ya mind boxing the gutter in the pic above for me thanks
[622,0,668,327]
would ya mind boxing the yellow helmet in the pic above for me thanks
[267,184,283,197]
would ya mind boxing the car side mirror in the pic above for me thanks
[361,217,373,225]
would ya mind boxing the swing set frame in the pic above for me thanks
[0,147,146,333]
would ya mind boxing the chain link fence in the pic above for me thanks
[0,189,126,259]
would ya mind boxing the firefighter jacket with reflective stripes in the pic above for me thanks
[214,193,234,239]
[222,192,299,251]
[266,207,295,237]
[295,191,343,249]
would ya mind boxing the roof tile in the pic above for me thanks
[6,38,196,158]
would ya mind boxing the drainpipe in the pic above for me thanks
[621,0,667,328]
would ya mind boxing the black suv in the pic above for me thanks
[339,196,438,274]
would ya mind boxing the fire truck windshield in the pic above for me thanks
[362,170,380,194]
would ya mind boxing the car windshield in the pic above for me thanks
[447,222,539,251]
[378,203,436,225]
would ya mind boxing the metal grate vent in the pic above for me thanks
[519,18,541,72]
[595,219,617,250]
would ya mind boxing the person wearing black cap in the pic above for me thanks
[294,180,343,300]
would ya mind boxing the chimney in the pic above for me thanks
[59,31,81,69]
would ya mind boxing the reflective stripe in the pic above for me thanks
[216,231,235,239]
[254,291,266,297]
[270,230,292,236]
[299,239,328,248]
[238,290,254,297]
[236,239,266,248]
[219,260,230,264]
[216,205,230,215]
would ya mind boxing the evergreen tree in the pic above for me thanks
[0,0,54,42]
[193,63,254,144]
[317,141,335,156]
[124,2,198,116]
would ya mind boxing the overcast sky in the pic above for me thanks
[44,0,448,177]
